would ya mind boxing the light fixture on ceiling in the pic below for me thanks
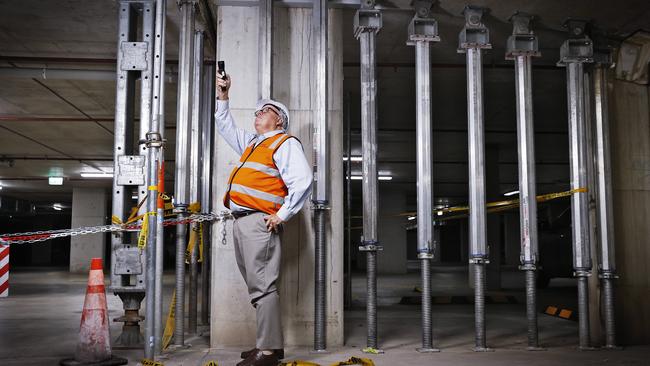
[503,190,519,197]
[407,216,416,221]
[48,176,64,186]
[81,172,114,178]
[52,203,62,211]
[342,156,363,162]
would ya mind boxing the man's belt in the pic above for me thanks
[231,210,261,220]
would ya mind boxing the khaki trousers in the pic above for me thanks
[232,212,283,350]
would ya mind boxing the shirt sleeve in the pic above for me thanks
[215,99,256,155]
[274,138,313,222]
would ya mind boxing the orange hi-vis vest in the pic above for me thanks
[224,133,294,215]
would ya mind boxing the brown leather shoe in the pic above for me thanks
[236,349,280,366]
[240,348,284,360]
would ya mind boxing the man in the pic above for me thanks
[215,72,313,366]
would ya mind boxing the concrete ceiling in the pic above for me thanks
[0,0,648,212]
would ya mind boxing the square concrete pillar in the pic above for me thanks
[210,6,344,348]
[69,187,108,273]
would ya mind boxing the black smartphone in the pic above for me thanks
[217,61,227,91]
[217,61,226,83]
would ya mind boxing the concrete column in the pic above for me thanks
[377,188,407,274]
[210,6,344,347]
[69,187,108,273]
[610,78,650,344]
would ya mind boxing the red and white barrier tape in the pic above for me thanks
[0,244,8,297]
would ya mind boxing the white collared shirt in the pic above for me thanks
[215,99,313,222]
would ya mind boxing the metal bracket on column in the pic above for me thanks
[116,155,146,186]
[598,271,619,279]
[418,250,434,260]
[557,19,593,65]
[359,239,383,252]
[120,42,150,71]
[139,131,165,148]
[458,6,491,51]
[469,257,490,264]
[518,263,537,271]
[574,270,592,277]
[505,12,540,58]
[406,16,440,45]
[353,8,382,38]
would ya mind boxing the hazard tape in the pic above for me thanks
[0,244,9,297]
[141,359,164,366]
[162,289,176,350]
[331,357,375,366]
[399,187,588,222]
[281,357,375,366]
[185,222,204,264]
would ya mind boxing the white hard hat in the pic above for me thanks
[256,99,290,130]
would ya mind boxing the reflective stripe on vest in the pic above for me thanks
[224,133,292,214]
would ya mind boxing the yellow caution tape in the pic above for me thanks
[198,222,204,263]
[112,215,123,225]
[203,361,219,366]
[162,290,176,350]
[137,212,156,250]
[361,348,383,355]
[141,359,164,366]
[282,361,321,366]
[185,223,201,264]
[188,201,201,213]
[398,187,589,221]
[331,357,376,366]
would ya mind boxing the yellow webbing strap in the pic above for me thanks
[203,361,219,366]
[185,222,205,264]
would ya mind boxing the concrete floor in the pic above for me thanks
[0,267,648,366]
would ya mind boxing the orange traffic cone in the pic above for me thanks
[61,258,127,366]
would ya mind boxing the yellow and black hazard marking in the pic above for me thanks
[203,361,219,366]
[141,359,164,366]
[543,305,577,321]
[331,356,376,366]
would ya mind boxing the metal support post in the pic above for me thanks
[505,12,544,351]
[153,0,168,355]
[312,0,329,353]
[557,18,594,350]
[174,0,196,347]
[200,63,215,326]
[407,0,440,353]
[258,0,273,100]
[458,5,492,352]
[592,50,619,349]
[354,1,383,352]
[111,0,154,350]
[188,30,204,336]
